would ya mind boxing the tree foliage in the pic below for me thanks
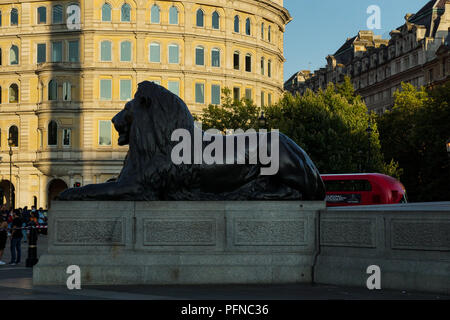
[197,77,398,176]
[377,82,450,202]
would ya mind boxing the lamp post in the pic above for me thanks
[258,111,267,130]
[366,123,373,172]
[8,137,13,209]
[446,138,450,158]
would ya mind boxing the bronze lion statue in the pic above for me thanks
[58,81,325,201]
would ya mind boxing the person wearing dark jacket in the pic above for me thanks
[9,210,23,266]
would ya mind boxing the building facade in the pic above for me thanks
[0,0,291,209]
[285,0,450,114]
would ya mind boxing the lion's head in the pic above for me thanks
[112,81,195,156]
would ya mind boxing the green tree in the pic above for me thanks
[378,82,450,201]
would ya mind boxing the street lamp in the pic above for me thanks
[446,138,450,158]
[366,122,373,172]
[8,137,14,209]
[258,111,267,129]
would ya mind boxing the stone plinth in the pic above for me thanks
[33,201,325,285]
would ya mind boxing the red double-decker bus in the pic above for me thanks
[321,173,407,207]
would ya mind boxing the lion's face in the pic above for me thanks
[112,100,134,146]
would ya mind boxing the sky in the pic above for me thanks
[283,0,429,81]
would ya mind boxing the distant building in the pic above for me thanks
[285,0,450,114]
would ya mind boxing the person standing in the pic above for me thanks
[0,217,8,265]
[9,210,23,266]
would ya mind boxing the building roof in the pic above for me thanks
[406,0,448,37]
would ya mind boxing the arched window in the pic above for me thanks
[121,3,131,22]
[151,5,160,23]
[120,41,132,61]
[48,121,58,146]
[102,3,111,22]
[52,5,63,24]
[9,126,18,147]
[245,18,251,35]
[9,84,18,103]
[211,48,220,67]
[63,82,71,101]
[195,46,204,66]
[234,15,239,33]
[261,22,264,40]
[268,59,272,78]
[10,45,19,65]
[168,44,179,64]
[245,54,252,72]
[268,25,271,42]
[48,80,58,100]
[11,8,18,26]
[261,57,265,75]
[196,9,204,27]
[212,11,219,29]
[233,51,240,70]
[149,42,160,62]
[37,6,47,24]
[169,6,178,25]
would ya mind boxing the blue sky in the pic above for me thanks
[283,0,428,81]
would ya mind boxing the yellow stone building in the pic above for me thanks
[0,0,291,209]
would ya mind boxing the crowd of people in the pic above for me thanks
[0,205,48,266]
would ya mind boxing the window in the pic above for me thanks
[233,87,240,102]
[168,81,180,96]
[52,5,63,23]
[9,126,19,147]
[63,82,71,101]
[211,84,220,105]
[102,3,112,22]
[245,18,251,35]
[0,11,2,27]
[233,51,240,70]
[68,40,79,62]
[268,93,272,105]
[196,9,204,27]
[168,44,179,64]
[195,46,204,66]
[37,44,46,63]
[245,88,252,100]
[211,48,220,67]
[10,45,19,65]
[48,121,58,146]
[99,121,112,146]
[37,7,47,24]
[48,80,58,100]
[9,84,18,103]
[195,83,204,104]
[121,3,131,22]
[0,86,2,103]
[212,11,219,29]
[234,15,239,33]
[52,41,63,62]
[268,25,271,42]
[261,91,265,106]
[63,128,71,146]
[151,5,160,23]
[261,23,264,40]
[261,57,265,75]
[0,48,1,65]
[100,41,112,61]
[120,41,132,62]
[11,8,18,26]
[150,43,160,62]
[169,6,178,25]
[100,79,112,100]
[245,54,251,72]
[120,79,132,101]
[268,60,272,78]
